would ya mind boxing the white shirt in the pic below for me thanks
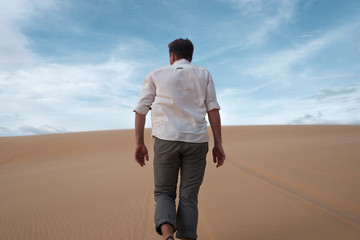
[134,59,220,143]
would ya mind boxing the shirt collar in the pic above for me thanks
[173,59,191,65]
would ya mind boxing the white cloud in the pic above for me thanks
[111,37,160,61]
[289,112,322,124]
[221,0,298,46]
[239,21,360,86]
[18,125,67,135]
[245,0,298,46]
[223,0,294,15]
[219,84,360,125]
[306,85,358,101]
[0,0,58,71]
[0,58,146,135]
[197,0,299,62]
[0,1,159,136]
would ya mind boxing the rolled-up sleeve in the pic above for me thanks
[133,75,156,115]
[205,73,221,111]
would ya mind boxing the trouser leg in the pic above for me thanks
[176,142,208,240]
[153,138,181,235]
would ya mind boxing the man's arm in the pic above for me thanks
[207,109,226,168]
[134,112,149,167]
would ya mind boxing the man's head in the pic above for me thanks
[168,38,193,64]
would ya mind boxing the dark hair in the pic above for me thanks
[168,38,194,61]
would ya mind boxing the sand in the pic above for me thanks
[0,125,360,239]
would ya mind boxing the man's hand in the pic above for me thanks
[208,109,226,168]
[135,143,149,167]
[212,144,225,168]
[134,112,148,167]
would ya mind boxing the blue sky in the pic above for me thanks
[0,0,359,136]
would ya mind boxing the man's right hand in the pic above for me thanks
[135,144,149,167]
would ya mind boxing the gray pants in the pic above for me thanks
[153,138,208,240]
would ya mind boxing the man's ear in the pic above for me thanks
[170,52,175,65]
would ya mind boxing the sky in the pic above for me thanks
[0,0,360,136]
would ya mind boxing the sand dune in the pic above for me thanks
[1,125,360,239]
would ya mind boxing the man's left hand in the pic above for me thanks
[135,144,149,167]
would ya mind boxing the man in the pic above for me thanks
[134,38,225,240]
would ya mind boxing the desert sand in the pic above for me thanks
[1,125,360,240]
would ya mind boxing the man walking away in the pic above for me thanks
[134,38,226,240]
